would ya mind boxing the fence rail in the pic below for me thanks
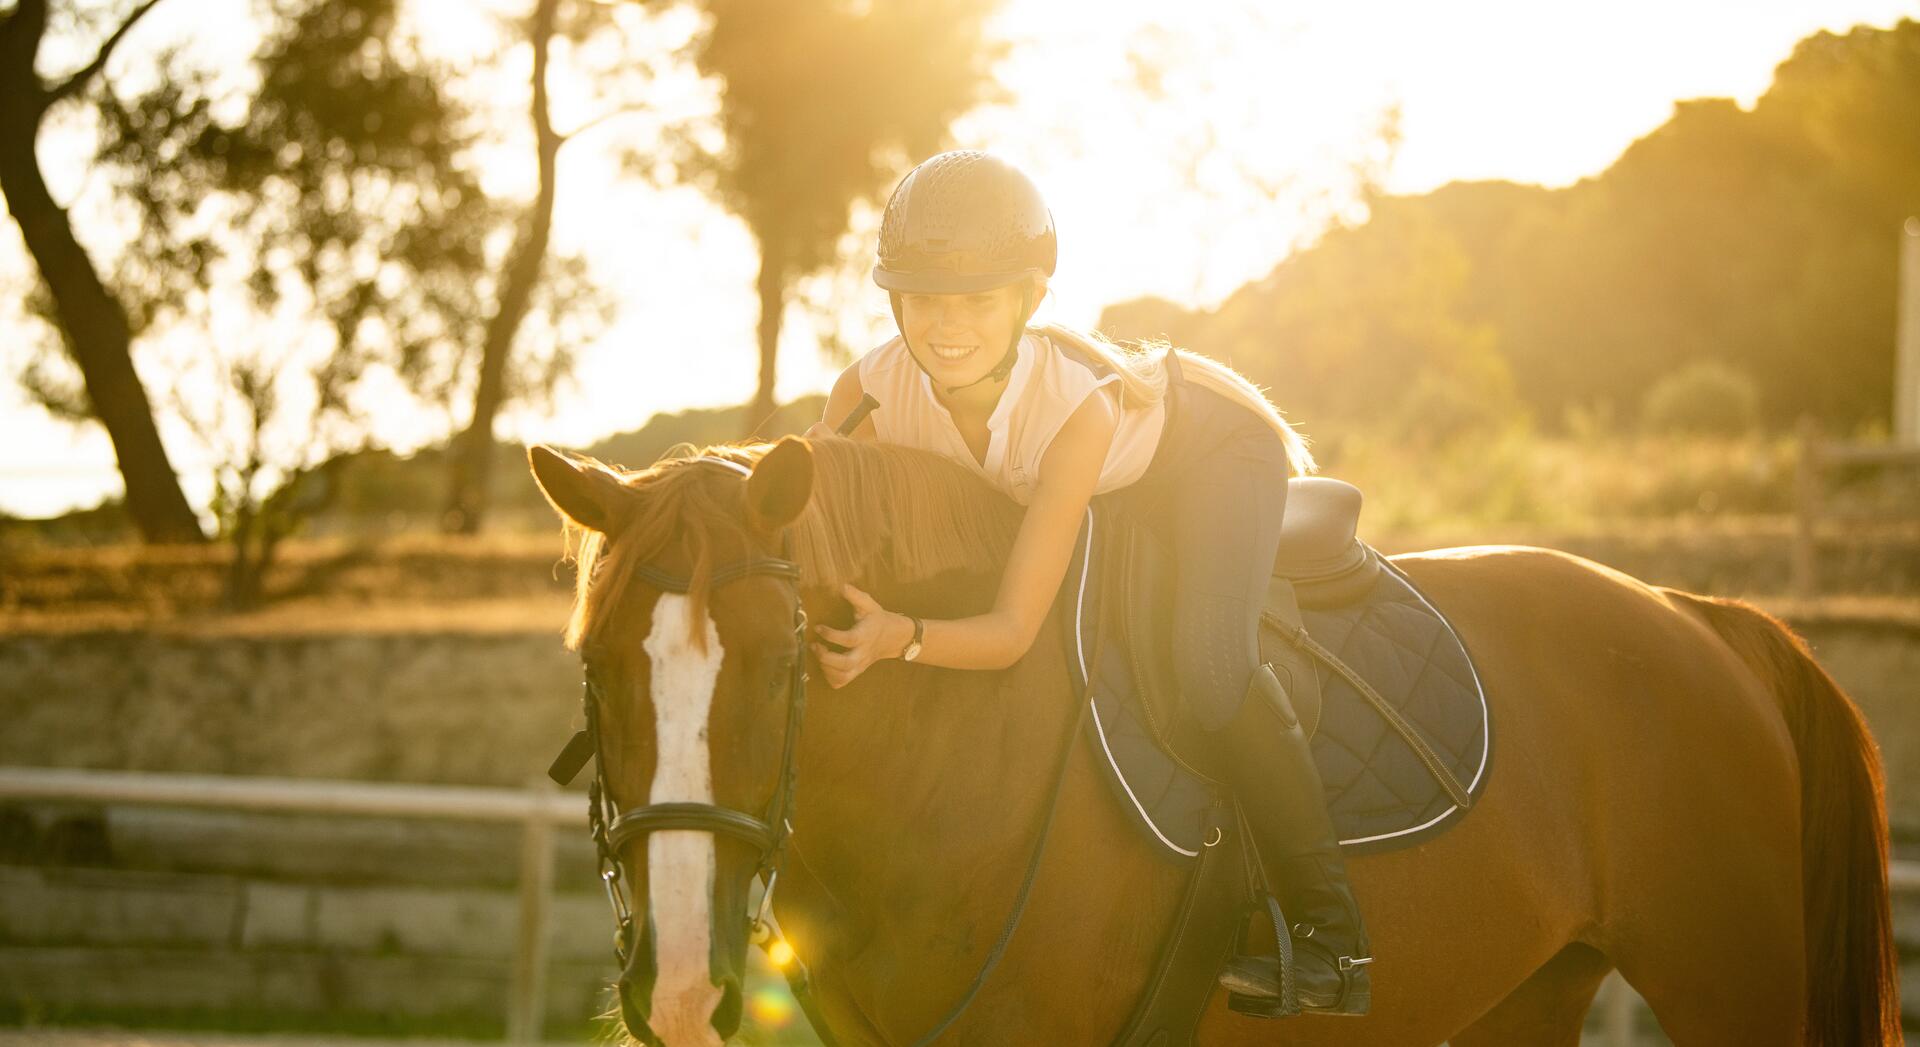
[0,766,585,1045]
[1792,421,1920,597]
[1,765,1915,1045]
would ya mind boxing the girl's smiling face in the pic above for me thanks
[898,283,1028,389]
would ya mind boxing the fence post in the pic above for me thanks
[1792,417,1821,598]
[1603,970,1638,1046]
[509,776,558,1044]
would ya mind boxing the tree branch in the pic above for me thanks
[44,0,166,108]
[555,102,648,148]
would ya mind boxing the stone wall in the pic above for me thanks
[4,613,1912,825]
[0,629,579,787]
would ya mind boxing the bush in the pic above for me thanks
[1640,361,1761,436]
[1386,371,1528,450]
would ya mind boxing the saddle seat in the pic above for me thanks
[1272,476,1368,581]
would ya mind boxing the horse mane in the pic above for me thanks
[562,437,1020,651]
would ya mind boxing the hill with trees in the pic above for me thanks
[1102,20,1920,441]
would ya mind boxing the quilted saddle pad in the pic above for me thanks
[1061,507,1494,860]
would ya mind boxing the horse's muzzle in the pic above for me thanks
[617,928,746,1046]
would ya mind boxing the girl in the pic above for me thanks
[808,150,1371,1017]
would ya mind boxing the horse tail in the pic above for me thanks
[1664,590,1899,1045]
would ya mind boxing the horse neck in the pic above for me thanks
[785,572,1083,963]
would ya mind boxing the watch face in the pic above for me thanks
[902,642,922,662]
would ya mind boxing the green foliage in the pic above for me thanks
[1640,361,1762,436]
[679,0,1006,276]
[1194,196,1522,439]
[1324,430,1798,531]
[653,0,1006,419]
[95,0,498,393]
[73,0,613,591]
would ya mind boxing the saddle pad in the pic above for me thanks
[1062,508,1494,860]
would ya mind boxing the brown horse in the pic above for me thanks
[528,435,1898,1047]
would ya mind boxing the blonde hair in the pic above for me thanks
[1032,323,1317,476]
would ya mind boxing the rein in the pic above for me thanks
[546,449,1098,1046]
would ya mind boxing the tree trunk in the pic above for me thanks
[443,0,560,535]
[0,5,205,543]
[748,242,787,436]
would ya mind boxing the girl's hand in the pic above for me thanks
[811,583,912,689]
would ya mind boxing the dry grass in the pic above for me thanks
[4,432,1914,635]
[0,533,576,635]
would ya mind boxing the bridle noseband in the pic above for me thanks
[596,552,807,903]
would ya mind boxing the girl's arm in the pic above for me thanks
[807,364,877,441]
[812,387,1119,685]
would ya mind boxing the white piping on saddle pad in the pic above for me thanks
[1076,507,1202,859]
[642,593,727,1047]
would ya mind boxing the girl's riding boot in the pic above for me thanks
[1211,663,1372,1016]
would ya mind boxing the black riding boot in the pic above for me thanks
[1211,664,1372,1016]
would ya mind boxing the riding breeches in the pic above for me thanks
[1116,371,1291,733]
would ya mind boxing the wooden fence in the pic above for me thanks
[1,766,1914,1044]
[1792,420,1920,597]
[0,767,584,1044]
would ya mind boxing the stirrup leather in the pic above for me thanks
[1222,897,1374,1018]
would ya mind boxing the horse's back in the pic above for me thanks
[1295,544,1811,1042]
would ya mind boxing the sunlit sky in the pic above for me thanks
[3,0,1915,517]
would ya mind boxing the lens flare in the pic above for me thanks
[767,938,796,967]
[748,986,796,1027]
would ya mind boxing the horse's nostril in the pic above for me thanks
[711,976,744,1038]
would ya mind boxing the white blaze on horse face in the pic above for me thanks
[642,593,727,1047]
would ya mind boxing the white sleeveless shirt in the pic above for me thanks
[856,332,1167,505]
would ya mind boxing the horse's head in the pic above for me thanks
[529,438,816,1047]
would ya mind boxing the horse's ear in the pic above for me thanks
[747,436,814,531]
[527,444,630,533]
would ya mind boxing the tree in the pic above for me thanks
[9,0,610,553]
[667,0,1006,431]
[441,0,564,535]
[85,0,507,595]
[1208,195,1516,437]
[442,0,626,534]
[0,0,205,543]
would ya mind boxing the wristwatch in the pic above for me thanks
[900,615,925,662]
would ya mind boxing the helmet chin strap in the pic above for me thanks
[892,283,1037,397]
